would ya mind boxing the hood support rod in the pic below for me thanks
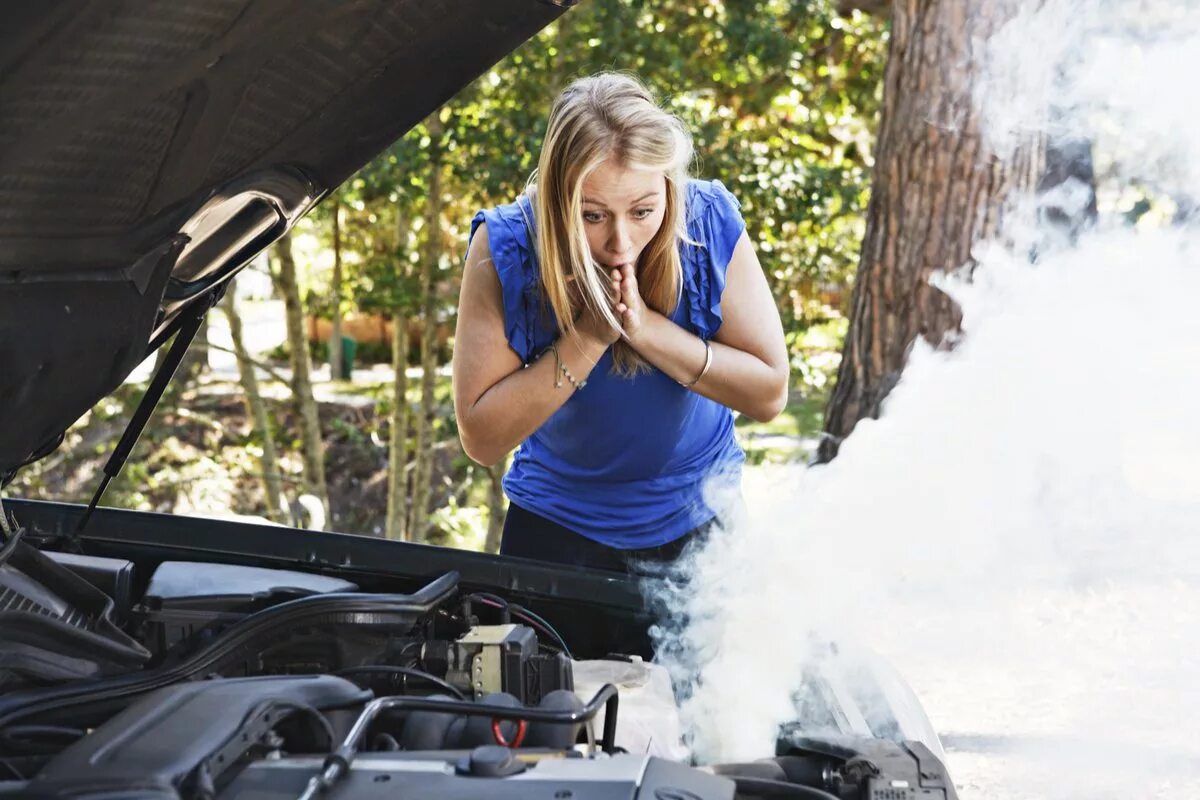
[74,289,224,537]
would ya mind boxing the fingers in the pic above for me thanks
[619,263,638,304]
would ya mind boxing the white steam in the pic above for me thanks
[652,2,1200,797]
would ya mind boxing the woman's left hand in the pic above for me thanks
[614,264,648,342]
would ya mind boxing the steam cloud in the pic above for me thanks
[651,2,1200,797]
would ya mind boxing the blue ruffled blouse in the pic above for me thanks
[468,179,746,549]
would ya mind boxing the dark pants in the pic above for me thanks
[500,502,713,573]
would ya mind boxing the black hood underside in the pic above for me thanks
[0,0,570,479]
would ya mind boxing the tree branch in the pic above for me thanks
[190,343,292,386]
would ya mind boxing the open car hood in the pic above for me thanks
[0,0,573,479]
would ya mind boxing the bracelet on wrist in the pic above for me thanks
[680,340,713,388]
[549,343,587,392]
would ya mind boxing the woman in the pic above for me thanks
[453,72,788,572]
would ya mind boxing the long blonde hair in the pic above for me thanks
[528,72,693,376]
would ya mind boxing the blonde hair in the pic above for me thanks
[527,72,693,376]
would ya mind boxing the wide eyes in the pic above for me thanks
[583,207,656,224]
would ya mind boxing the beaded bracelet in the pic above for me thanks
[549,343,587,392]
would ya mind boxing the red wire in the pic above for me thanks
[491,718,527,748]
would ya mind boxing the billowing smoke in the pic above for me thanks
[651,2,1200,797]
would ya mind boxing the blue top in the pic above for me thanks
[468,179,746,549]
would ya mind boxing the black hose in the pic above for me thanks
[728,775,841,800]
[256,699,336,753]
[0,723,85,753]
[333,666,466,700]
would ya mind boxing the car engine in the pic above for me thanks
[0,531,957,799]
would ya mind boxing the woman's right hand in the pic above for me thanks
[570,271,623,347]
[575,302,621,346]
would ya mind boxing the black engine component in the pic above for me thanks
[138,560,359,655]
[431,623,573,704]
[0,571,459,730]
[293,683,622,799]
[770,734,960,800]
[24,675,369,799]
[44,551,136,625]
[0,531,149,691]
[225,750,736,799]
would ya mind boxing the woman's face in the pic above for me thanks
[580,160,667,273]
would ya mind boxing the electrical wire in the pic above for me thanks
[509,605,574,660]
[468,592,575,660]
[334,666,466,700]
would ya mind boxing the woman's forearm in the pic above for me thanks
[628,310,788,422]
[457,328,608,465]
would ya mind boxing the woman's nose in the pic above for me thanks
[607,222,633,258]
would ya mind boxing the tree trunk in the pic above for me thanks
[272,233,331,527]
[551,7,578,90]
[330,200,345,381]
[409,115,445,544]
[176,316,210,385]
[819,0,1042,462]
[386,313,410,540]
[220,287,287,524]
[484,461,506,554]
[385,214,414,542]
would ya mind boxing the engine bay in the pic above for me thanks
[0,526,958,799]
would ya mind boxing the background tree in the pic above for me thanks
[271,234,331,526]
[409,112,447,544]
[220,286,286,524]
[819,0,1045,461]
[329,200,345,381]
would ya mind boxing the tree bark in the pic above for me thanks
[386,308,410,541]
[176,316,210,385]
[272,233,331,527]
[484,461,506,554]
[330,200,345,381]
[385,213,414,542]
[220,287,287,524]
[409,114,445,544]
[820,0,1043,462]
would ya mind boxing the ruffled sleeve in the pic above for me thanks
[681,179,747,340]
[468,196,546,364]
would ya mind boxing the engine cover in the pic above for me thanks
[223,750,736,799]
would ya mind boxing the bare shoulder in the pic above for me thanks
[465,221,494,271]
[461,222,501,299]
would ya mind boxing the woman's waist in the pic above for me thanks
[513,419,743,485]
